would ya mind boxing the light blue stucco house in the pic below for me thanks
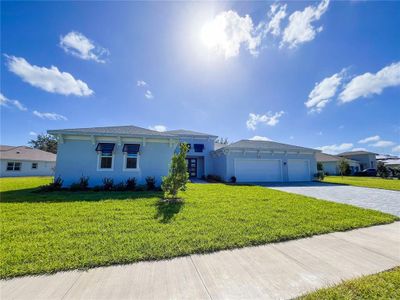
[48,125,319,186]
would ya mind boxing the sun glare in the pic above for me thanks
[200,18,225,49]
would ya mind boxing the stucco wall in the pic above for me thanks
[0,160,55,177]
[55,139,176,187]
[213,151,317,182]
[341,154,376,170]
[321,161,338,175]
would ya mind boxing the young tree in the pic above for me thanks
[161,143,189,199]
[377,161,389,178]
[28,134,57,154]
[338,158,350,178]
[317,162,324,171]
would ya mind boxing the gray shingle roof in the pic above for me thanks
[217,140,319,152]
[48,125,177,138]
[338,150,378,156]
[0,146,56,162]
[316,152,359,163]
[165,129,217,138]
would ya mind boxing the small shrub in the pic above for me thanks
[136,185,146,192]
[315,171,325,181]
[102,178,114,191]
[37,176,63,192]
[114,182,126,191]
[92,185,103,192]
[377,161,389,178]
[206,174,222,183]
[126,177,137,191]
[79,176,89,190]
[230,176,237,183]
[69,183,82,191]
[145,176,156,191]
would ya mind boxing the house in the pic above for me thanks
[337,151,378,170]
[0,145,56,177]
[48,125,319,186]
[316,152,361,175]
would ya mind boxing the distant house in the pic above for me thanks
[48,125,319,186]
[0,145,56,177]
[337,151,378,170]
[316,152,361,175]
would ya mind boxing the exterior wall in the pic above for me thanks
[211,154,227,180]
[341,154,377,170]
[0,159,55,177]
[176,137,216,178]
[214,151,317,182]
[321,161,338,175]
[55,138,176,187]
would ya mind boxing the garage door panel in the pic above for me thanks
[235,159,282,182]
[288,159,310,182]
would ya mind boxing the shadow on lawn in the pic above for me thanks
[154,200,184,223]
[0,188,163,203]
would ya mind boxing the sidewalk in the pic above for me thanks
[1,222,399,300]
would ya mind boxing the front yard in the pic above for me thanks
[324,176,400,191]
[0,177,397,278]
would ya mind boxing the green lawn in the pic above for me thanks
[300,267,400,300]
[0,177,397,278]
[324,176,400,191]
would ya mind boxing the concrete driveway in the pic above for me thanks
[262,182,400,216]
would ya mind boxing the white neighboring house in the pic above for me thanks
[0,145,56,177]
[316,152,361,175]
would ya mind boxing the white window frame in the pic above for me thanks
[97,152,114,171]
[123,153,140,171]
[32,162,38,169]
[6,161,22,171]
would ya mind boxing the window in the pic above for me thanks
[6,162,21,171]
[123,144,140,170]
[32,162,38,169]
[194,144,204,153]
[96,143,115,170]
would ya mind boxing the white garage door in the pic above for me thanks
[288,159,310,182]
[234,159,282,182]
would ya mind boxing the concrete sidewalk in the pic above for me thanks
[1,222,399,300]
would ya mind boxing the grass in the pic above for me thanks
[1,177,398,278]
[324,176,400,191]
[299,267,400,300]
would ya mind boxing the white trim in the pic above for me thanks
[122,153,141,172]
[97,153,114,171]
[6,161,22,171]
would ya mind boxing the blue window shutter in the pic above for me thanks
[96,143,115,154]
[123,144,140,154]
[194,144,204,152]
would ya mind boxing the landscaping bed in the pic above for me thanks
[0,177,397,278]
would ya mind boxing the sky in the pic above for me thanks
[1,0,400,155]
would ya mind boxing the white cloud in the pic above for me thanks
[149,125,167,132]
[317,142,353,154]
[5,55,93,96]
[358,135,380,144]
[246,111,285,130]
[249,135,272,141]
[59,31,109,63]
[351,147,368,152]
[370,140,395,148]
[29,131,38,136]
[339,62,400,103]
[33,110,67,121]
[201,10,261,59]
[305,71,343,113]
[266,4,287,36]
[392,145,400,153]
[144,90,154,99]
[0,93,27,111]
[137,80,147,87]
[281,0,330,48]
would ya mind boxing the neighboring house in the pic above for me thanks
[316,152,360,175]
[337,151,378,170]
[0,145,56,177]
[48,125,319,186]
[384,159,400,168]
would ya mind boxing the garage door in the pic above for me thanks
[234,159,282,182]
[288,159,310,182]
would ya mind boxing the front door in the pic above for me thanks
[186,158,197,178]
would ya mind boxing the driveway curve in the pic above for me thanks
[262,182,400,216]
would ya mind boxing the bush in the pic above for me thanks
[206,174,223,183]
[145,176,156,191]
[37,176,63,192]
[92,185,103,192]
[126,177,137,191]
[377,161,389,178]
[315,171,325,181]
[317,162,324,171]
[69,183,82,191]
[102,178,114,191]
[230,176,237,183]
[114,182,126,191]
[69,176,90,191]
[136,185,146,192]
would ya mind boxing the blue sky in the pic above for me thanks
[1,1,399,155]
